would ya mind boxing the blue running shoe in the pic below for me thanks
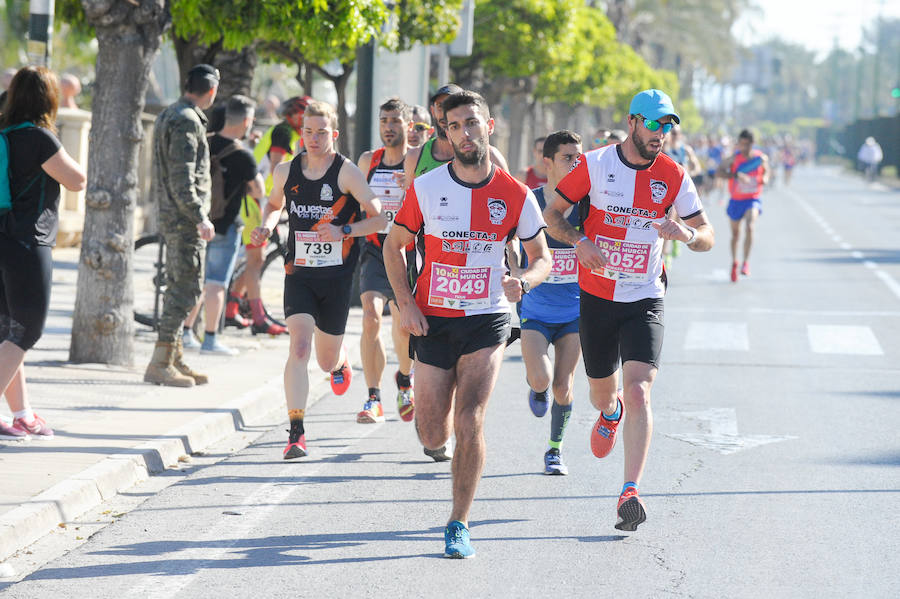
[543,448,568,475]
[444,520,475,559]
[528,389,549,417]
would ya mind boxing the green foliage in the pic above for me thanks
[390,0,463,51]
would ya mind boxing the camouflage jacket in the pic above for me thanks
[151,97,210,227]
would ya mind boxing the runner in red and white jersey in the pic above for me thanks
[545,89,714,532]
[384,91,550,558]
[556,142,702,302]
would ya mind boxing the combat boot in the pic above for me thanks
[144,342,195,387]
[173,336,210,385]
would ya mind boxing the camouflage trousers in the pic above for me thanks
[158,223,205,343]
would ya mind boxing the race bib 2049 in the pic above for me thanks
[427,263,491,310]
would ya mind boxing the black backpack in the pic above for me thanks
[207,135,243,221]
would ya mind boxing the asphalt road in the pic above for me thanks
[2,165,898,598]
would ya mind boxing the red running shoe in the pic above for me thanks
[357,398,385,423]
[283,433,307,460]
[395,370,415,422]
[615,487,647,531]
[330,347,352,395]
[251,318,287,336]
[13,414,54,440]
[741,261,750,277]
[224,300,251,328]
[730,261,739,283]
[590,394,622,458]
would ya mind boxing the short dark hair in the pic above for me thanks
[185,64,219,95]
[738,129,754,143]
[543,130,582,159]
[441,90,490,120]
[225,94,256,126]
[379,96,411,121]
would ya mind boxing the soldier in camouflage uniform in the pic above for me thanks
[144,64,219,387]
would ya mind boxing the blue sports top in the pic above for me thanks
[520,187,580,324]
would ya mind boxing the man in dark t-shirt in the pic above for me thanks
[183,95,265,355]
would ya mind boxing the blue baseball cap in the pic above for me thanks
[629,89,679,124]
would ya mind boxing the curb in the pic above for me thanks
[0,348,356,564]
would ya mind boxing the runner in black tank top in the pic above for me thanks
[283,152,361,278]
[249,100,386,461]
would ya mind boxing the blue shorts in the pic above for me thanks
[727,198,762,222]
[521,316,579,344]
[205,223,242,287]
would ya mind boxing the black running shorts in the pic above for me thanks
[579,292,665,379]
[283,272,354,336]
[410,313,510,370]
[359,242,395,301]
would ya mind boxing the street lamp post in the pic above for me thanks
[27,0,55,67]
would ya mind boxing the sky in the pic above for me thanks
[733,0,900,60]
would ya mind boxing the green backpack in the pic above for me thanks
[0,122,35,215]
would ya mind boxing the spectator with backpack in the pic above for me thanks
[0,66,86,440]
[182,95,265,355]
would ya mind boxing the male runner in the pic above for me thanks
[403,84,509,185]
[513,131,583,476]
[544,89,714,531]
[515,137,548,188]
[355,97,415,424]
[227,96,312,335]
[716,129,769,282]
[406,104,432,148]
[401,84,511,463]
[250,101,386,459]
[383,91,550,558]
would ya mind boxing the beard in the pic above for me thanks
[452,137,488,166]
[633,133,661,162]
[382,131,402,148]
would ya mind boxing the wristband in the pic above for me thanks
[574,235,589,248]
[685,226,698,246]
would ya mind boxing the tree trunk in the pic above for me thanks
[333,66,353,156]
[70,0,169,365]
[507,93,528,174]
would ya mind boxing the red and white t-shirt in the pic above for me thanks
[556,145,703,302]
[395,164,546,317]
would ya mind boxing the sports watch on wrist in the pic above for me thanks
[519,278,531,294]
[341,224,353,237]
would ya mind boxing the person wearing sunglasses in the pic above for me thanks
[543,88,714,532]
[406,104,432,148]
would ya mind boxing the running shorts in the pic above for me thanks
[283,272,354,336]
[521,316,579,344]
[579,292,664,379]
[410,313,510,370]
[726,198,762,222]
[359,242,394,300]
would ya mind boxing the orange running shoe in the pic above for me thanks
[590,395,622,458]
[730,261,739,283]
[357,397,385,423]
[330,347,352,395]
[614,487,647,531]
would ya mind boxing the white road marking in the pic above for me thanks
[668,306,900,317]
[807,325,883,355]
[787,189,900,301]
[684,321,749,351]
[667,408,797,455]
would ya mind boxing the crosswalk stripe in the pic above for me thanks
[684,321,749,351]
[807,325,883,355]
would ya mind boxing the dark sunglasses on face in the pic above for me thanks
[633,114,673,134]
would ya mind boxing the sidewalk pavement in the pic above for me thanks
[0,247,364,563]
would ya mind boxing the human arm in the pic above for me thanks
[41,147,86,192]
[685,146,703,178]
[401,147,421,190]
[383,220,428,336]
[247,172,265,200]
[250,161,289,245]
[760,154,771,185]
[315,161,387,242]
[489,145,510,173]
[543,189,607,270]
[502,232,551,302]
